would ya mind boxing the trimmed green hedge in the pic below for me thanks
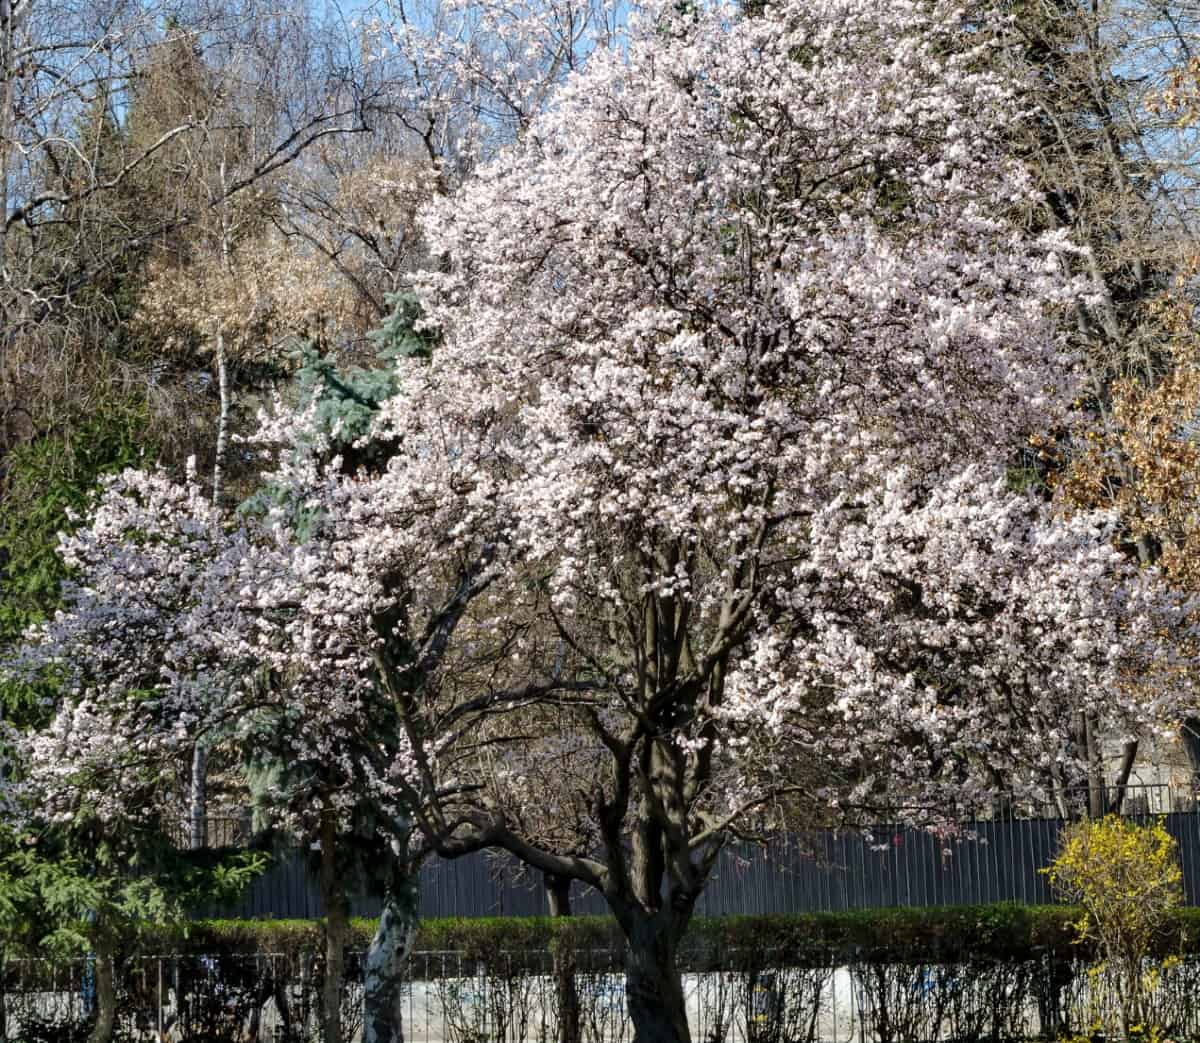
[690,904,1084,964]
[144,904,1084,963]
[58,904,1200,965]
[145,915,622,961]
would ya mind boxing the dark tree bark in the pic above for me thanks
[546,873,581,1043]
[622,913,691,1043]
[86,944,117,1043]
[318,810,349,1043]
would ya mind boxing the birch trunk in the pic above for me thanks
[212,155,233,508]
[189,743,207,849]
[211,327,229,507]
[363,820,419,1043]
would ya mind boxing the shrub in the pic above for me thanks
[1044,815,1184,1038]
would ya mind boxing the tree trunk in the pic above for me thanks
[546,873,580,1043]
[319,812,349,1043]
[189,742,207,849]
[0,6,13,279]
[211,327,229,507]
[361,871,419,1043]
[1106,739,1138,815]
[86,947,117,1043]
[1183,718,1200,795]
[624,916,690,1043]
[361,897,416,1043]
[1084,714,1104,819]
[212,159,232,508]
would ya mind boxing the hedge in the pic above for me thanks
[30,903,1200,966]
[138,904,1087,964]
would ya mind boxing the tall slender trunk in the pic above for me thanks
[86,944,117,1043]
[197,182,231,840]
[0,7,13,281]
[211,327,229,506]
[546,873,580,1043]
[211,155,233,509]
[319,811,349,1043]
[189,743,207,849]
[0,2,26,286]
[623,914,690,1043]
[1084,714,1104,819]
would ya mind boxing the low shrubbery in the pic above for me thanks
[22,901,1200,985]
[15,903,1200,1042]
[127,904,1122,965]
[15,907,1200,1043]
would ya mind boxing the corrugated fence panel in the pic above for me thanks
[1170,811,1200,905]
[207,813,1200,919]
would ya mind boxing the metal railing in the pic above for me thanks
[7,946,1200,1042]
[165,814,257,850]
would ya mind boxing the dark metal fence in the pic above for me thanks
[192,783,1200,920]
[166,814,254,850]
[11,947,1200,1043]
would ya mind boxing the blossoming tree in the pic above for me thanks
[7,455,421,1043]
[362,0,1195,1036]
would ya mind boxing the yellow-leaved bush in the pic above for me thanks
[1044,816,1184,1040]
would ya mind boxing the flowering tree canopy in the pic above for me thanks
[388,0,1192,844]
[7,0,1199,1041]
[384,0,1194,1032]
